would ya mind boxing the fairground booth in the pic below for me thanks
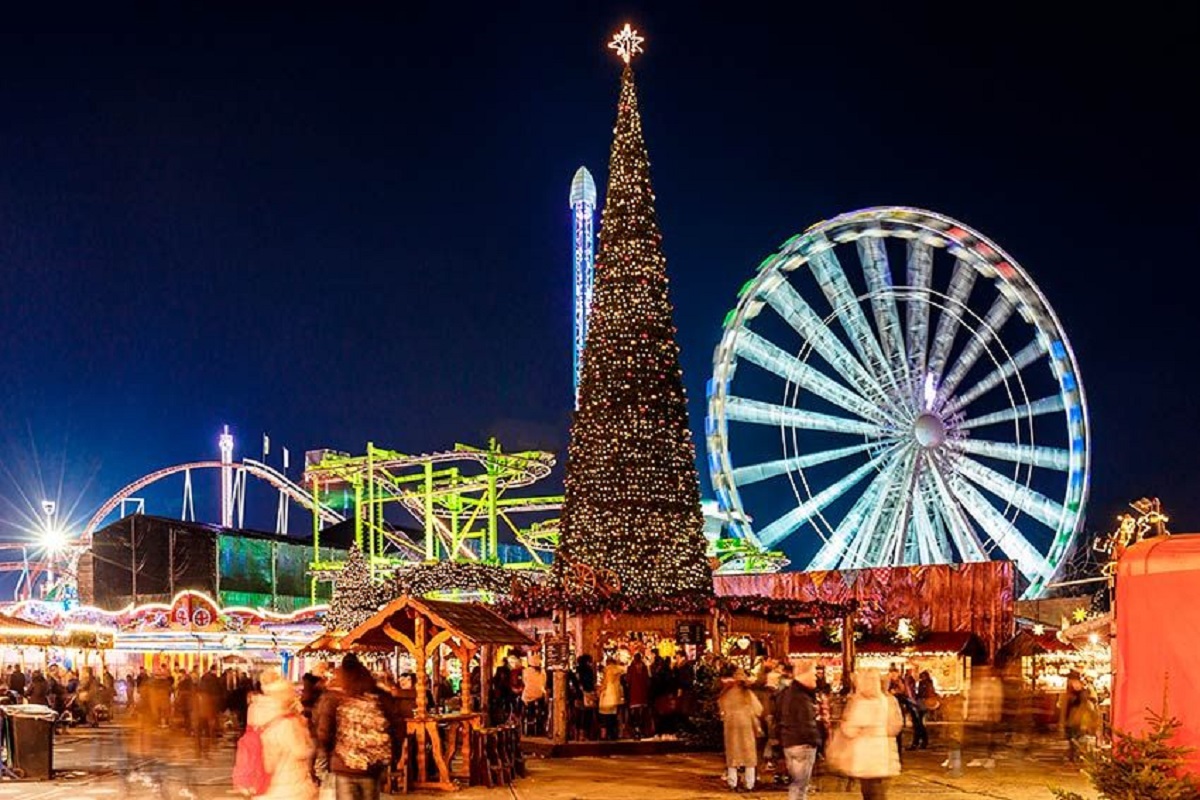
[1114,535,1200,776]
[9,592,322,678]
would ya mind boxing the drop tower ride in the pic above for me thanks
[570,166,597,407]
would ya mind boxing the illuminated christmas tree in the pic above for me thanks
[325,545,389,632]
[554,26,712,599]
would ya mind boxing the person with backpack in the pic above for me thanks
[233,668,317,800]
[316,654,403,800]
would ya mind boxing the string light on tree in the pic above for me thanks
[323,546,390,633]
[554,25,712,600]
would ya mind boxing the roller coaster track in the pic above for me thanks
[82,459,345,542]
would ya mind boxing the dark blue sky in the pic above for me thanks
[0,4,1195,568]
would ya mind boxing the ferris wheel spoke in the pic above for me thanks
[808,447,908,570]
[952,438,1070,471]
[958,394,1065,431]
[859,448,920,566]
[763,280,899,414]
[808,245,895,391]
[946,476,1052,584]
[942,338,1047,416]
[950,453,1066,532]
[926,259,978,381]
[723,396,887,437]
[733,330,894,425]
[937,295,1016,404]
[904,240,934,380]
[758,448,894,548]
[925,456,989,562]
[911,473,951,564]
[730,442,876,487]
[858,236,910,384]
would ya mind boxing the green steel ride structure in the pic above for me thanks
[304,439,562,594]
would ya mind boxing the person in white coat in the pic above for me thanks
[246,668,318,800]
[840,668,902,800]
[598,657,625,741]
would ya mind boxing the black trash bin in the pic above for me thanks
[1,706,56,780]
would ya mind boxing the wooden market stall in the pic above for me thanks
[788,631,984,696]
[341,596,534,791]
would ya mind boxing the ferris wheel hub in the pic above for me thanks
[913,413,946,449]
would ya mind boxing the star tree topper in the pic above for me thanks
[608,23,644,64]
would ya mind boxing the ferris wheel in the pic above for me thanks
[706,207,1089,598]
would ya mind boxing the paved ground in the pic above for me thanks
[1,724,1097,799]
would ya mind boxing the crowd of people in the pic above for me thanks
[3,662,121,727]
[6,646,1107,799]
[485,647,701,741]
[714,657,1106,797]
[235,654,411,800]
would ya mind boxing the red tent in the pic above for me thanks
[1114,535,1200,775]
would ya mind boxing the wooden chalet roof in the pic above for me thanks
[996,629,1076,663]
[297,631,392,656]
[341,596,534,652]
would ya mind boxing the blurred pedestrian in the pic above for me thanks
[245,668,317,800]
[840,668,902,800]
[315,654,404,800]
[719,668,763,792]
[196,664,225,752]
[27,670,49,706]
[1060,671,1099,763]
[777,659,820,800]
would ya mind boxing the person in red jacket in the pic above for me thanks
[626,653,651,739]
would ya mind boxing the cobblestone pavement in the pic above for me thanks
[1,724,1097,799]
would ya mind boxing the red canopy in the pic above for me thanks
[1115,535,1200,776]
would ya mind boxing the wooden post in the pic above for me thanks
[841,611,857,692]
[460,645,475,712]
[552,607,569,744]
[415,614,428,717]
[431,643,443,710]
[480,643,492,723]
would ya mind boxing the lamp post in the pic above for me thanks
[41,499,57,596]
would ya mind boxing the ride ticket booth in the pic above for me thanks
[339,596,534,791]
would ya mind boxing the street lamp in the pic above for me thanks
[40,499,63,596]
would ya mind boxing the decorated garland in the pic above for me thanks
[821,621,868,647]
[494,585,855,621]
[389,561,544,599]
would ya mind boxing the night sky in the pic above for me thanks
[0,5,1195,575]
